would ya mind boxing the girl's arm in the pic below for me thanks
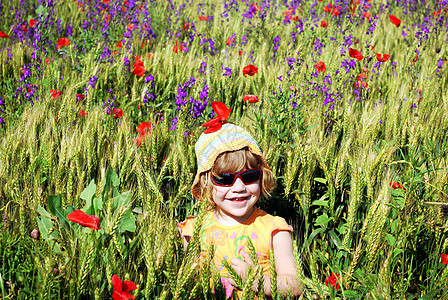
[271,230,302,297]
[229,231,302,297]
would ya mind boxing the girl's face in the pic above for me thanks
[212,168,261,225]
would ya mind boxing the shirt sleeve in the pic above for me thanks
[177,216,197,238]
[270,216,294,237]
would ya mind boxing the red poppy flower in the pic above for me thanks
[50,89,62,100]
[355,80,368,88]
[105,14,110,22]
[239,50,242,56]
[29,19,36,27]
[411,55,418,65]
[324,273,340,291]
[76,94,85,101]
[112,108,123,119]
[441,253,448,264]
[126,23,134,31]
[292,16,299,21]
[67,210,101,230]
[202,101,231,134]
[173,41,179,53]
[361,66,369,73]
[137,121,152,135]
[226,37,234,45]
[389,15,401,27]
[357,72,367,79]
[242,64,258,77]
[78,109,88,117]
[349,48,364,61]
[363,12,371,19]
[184,22,190,31]
[320,21,328,28]
[434,10,441,17]
[314,61,326,73]
[390,182,405,190]
[331,7,340,16]
[117,41,123,48]
[57,38,69,50]
[243,94,259,103]
[22,25,28,32]
[376,53,390,62]
[103,0,110,3]
[112,274,137,300]
[133,58,145,77]
[0,31,9,38]
[251,3,260,12]
[134,135,144,147]
[198,15,208,21]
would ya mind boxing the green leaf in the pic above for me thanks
[311,199,329,207]
[418,289,441,300]
[48,194,68,229]
[111,171,120,187]
[314,177,327,185]
[93,195,103,213]
[314,213,333,226]
[81,180,96,214]
[36,5,46,16]
[119,209,136,233]
[112,191,132,209]
[391,219,399,234]
[304,228,326,249]
[393,248,404,258]
[328,230,344,250]
[386,234,396,246]
[36,206,57,241]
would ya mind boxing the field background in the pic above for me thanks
[1,0,448,299]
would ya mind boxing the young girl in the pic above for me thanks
[178,121,301,298]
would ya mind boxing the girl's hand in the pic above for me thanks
[227,248,257,288]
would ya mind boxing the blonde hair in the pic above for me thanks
[194,148,275,206]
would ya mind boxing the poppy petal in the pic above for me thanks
[67,210,101,230]
[211,101,231,121]
[204,123,222,134]
[243,95,259,103]
[349,48,364,61]
[389,15,401,27]
[122,281,138,292]
[202,116,221,128]
[441,253,448,264]
[112,274,123,291]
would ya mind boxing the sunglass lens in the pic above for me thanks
[213,173,235,186]
[241,170,261,183]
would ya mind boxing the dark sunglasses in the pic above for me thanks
[211,169,262,187]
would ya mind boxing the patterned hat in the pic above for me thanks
[191,123,270,200]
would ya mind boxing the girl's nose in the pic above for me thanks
[231,177,246,191]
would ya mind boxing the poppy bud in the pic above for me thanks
[436,48,441,53]
[30,228,40,239]
[53,267,59,276]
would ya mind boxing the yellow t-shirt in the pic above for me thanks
[177,207,293,277]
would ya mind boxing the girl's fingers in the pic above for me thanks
[239,248,254,265]
[225,275,237,287]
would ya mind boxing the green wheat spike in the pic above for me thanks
[245,238,259,266]
[269,248,278,299]
[241,266,256,300]
[223,259,244,288]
